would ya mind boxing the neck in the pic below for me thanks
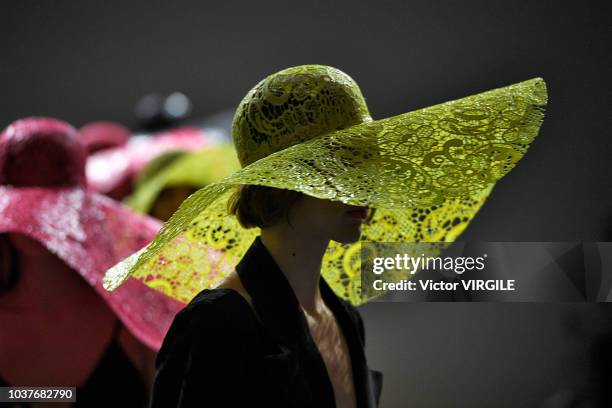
[260,226,329,313]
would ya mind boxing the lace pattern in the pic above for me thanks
[104,68,546,305]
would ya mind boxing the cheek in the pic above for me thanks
[292,204,346,235]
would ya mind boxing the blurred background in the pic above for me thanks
[1,0,610,406]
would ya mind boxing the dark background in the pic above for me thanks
[2,1,610,406]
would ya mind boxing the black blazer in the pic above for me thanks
[151,236,383,407]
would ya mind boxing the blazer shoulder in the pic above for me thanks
[185,287,252,318]
[151,289,261,407]
[157,288,260,361]
[180,287,258,331]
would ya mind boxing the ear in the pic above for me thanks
[0,234,19,293]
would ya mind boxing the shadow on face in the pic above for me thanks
[228,184,375,243]
[287,195,371,244]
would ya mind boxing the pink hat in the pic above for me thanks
[0,117,185,351]
[86,126,210,198]
[79,121,130,155]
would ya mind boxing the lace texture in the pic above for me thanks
[104,65,547,305]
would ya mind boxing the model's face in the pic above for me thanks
[287,195,369,244]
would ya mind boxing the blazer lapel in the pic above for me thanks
[320,277,380,408]
[236,236,380,408]
[236,237,336,408]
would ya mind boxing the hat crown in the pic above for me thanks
[232,65,372,167]
[0,117,86,188]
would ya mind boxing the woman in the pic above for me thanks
[104,65,547,407]
[0,233,155,407]
[151,187,382,407]
[0,117,185,407]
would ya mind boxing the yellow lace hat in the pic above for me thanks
[103,65,547,305]
[124,144,240,215]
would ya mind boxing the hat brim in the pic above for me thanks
[104,77,547,305]
[0,186,185,350]
[125,144,240,214]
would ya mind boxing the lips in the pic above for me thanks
[346,207,369,220]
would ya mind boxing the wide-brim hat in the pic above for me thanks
[86,126,212,196]
[125,144,240,215]
[0,117,185,350]
[104,65,548,305]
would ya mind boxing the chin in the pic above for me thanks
[331,225,363,244]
